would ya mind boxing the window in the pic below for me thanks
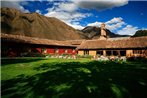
[106,51,111,56]
[133,50,143,54]
[113,51,118,56]
[97,51,103,55]
[120,50,126,56]
[84,50,89,55]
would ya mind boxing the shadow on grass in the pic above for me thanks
[1,58,45,65]
[1,61,147,98]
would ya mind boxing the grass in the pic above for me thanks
[1,58,147,98]
[1,58,90,80]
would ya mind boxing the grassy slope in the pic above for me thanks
[1,58,147,98]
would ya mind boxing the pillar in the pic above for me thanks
[103,50,106,56]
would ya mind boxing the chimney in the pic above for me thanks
[99,23,107,40]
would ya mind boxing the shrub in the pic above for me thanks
[127,56,147,62]
[23,53,46,57]
[76,54,93,58]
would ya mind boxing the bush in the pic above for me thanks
[23,53,46,57]
[76,54,93,58]
[127,56,147,62]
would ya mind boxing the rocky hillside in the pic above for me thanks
[132,30,147,37]
[81,26,129,39]
[1,7,86,40]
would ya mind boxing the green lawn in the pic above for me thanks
[1,58,147,98]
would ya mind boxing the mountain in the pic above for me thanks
[1,7,129,40]
[1,7,86,40]
[132,30,147,37]
[81,26,129,39]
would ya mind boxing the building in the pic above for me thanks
[77,37,147,57]
[77,24,147,57]
[1,23,147,57]
[1,33,81,57]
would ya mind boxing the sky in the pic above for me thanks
[1,0,147,35]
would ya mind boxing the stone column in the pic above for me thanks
[103,50,106,56]
[101,23,106,37]
[99,23,107,40]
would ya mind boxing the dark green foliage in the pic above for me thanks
[23,53,46,57]
[132,30,147,37]
[76,54,93,58]
[1,59,147,98]
[1,57,45,65]
[127,57,147,62]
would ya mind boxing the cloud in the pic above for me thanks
[67,23,85,30]
[106,17,126,31]
[1,1,29,13]
[58,2,78,12]
[44,0,128,30]
[87,21,102,27]
[117,25,138,35]
[106,17,123,24]
[44,2,92,29]
[35,10,42,14]
[73,0,128,11]
[87,17,125,31]
[45,10,91,23]
[87,17,139,35]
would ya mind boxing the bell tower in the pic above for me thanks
[99,23,107,40]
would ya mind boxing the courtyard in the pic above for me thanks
[1,58,147,98]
